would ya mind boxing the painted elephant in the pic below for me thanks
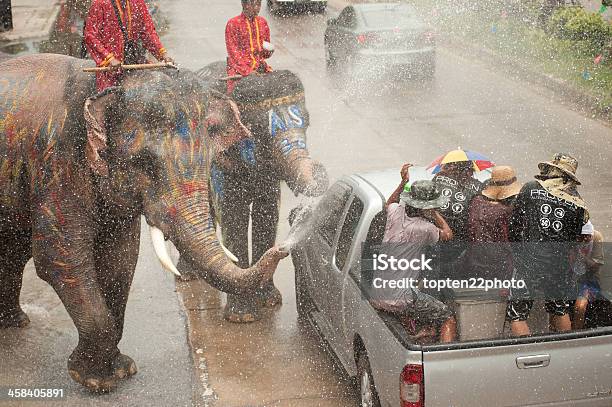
[0,54,287,392]
[195,62,328,322]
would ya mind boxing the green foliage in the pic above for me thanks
[413,0,612,110]
[548,6,612,51]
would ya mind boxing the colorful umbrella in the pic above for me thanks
[427,149,494,174]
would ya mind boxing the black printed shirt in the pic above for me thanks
[432,174,484,241]
[510,181,587,243]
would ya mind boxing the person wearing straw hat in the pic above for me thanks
[371,171,456,343]
[84,0,174,92]
[225,0,274,93]
[460,166,522,280]
[506,153,590,336]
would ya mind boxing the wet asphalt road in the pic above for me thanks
[1,0,612,406]
[0,224,194,406]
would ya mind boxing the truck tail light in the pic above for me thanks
[400,364,424,407]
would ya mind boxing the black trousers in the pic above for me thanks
[0,0,12,32]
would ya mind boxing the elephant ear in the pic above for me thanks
[204,92,251,153]
[83,87,121,176]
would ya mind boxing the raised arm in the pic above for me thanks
[386,163,412,207]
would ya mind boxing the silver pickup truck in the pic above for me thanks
[289,168,612,407]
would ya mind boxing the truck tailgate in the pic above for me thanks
[422,334,612,407]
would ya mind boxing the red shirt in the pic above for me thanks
[225,13,272,92]
[84,0,166,91]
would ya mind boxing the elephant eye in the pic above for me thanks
[130,150,162,181]
[206,119,223,138]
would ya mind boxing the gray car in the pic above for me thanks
[324,3,436,78]
[268,0,326,15]
[290,168,612,407]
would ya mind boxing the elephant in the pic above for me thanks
[195,61,329,322]
[0,54,287,392]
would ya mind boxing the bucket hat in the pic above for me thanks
[400,180,448,210]
[538,152,580,184]
[482,166,522,200]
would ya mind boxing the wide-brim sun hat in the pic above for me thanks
[538,152,580,184]
[400,180,449,210]
[482,165,522,200]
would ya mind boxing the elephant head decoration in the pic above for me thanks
[0,54,287,392]
[195,62,329,322]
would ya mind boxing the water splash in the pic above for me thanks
[279,196,318,252]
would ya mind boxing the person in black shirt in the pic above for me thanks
[433,162,484,241]
[506,153,589,336]
[432,161,485,279]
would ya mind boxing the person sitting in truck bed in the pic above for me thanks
[369,164,456,343]
[432,161,485,280]
[506,153,589,336]
[572,221,605,329]
[460,166,522,281]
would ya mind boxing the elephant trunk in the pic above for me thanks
[155,191,284,294]
[281,143,329,197]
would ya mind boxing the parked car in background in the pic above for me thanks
[324,3,436,79]
[268,0,326,15]
[289,168,612,407]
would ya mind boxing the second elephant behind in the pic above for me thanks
[195,62,329,322]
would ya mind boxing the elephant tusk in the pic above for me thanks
[221,242,239,263]
[216,223,239,263]
[150,226,181,277]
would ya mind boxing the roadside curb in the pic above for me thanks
[0,0,61,43]
[442,36,612,123]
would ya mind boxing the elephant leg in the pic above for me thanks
[220,200,250,269]
[32,201,121,393]
[252,182,282,308]
[0,228,32,328]
[94,215,140,380]
[220,188,260,323]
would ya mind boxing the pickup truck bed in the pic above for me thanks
[293,169,612,407]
